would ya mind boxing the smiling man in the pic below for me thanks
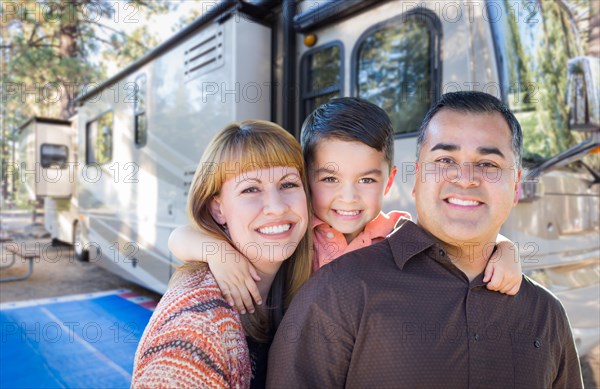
[412,95,523,280]
[267,91,583,388]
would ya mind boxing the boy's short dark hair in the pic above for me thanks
[300,97,395,171]
[416,91,523,167]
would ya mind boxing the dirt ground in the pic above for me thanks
[0,211,161,304]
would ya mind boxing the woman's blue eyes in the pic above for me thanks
[281,182,300,189]
[240,182,300,194]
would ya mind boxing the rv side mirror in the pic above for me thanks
[567,56,600,132]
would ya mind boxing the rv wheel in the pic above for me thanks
[73,221,89,262]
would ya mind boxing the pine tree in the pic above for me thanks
[1,0,176,201]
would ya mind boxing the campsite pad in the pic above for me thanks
[0,289,156,388]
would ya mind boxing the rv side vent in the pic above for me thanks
[184,25,225,82]
[183,169,196,196]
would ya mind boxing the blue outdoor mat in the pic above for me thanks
[0,290,155,389]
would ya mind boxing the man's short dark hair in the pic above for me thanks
[416,91,523,167]
[301,97,395,171]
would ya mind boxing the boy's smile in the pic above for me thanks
[310,139,396,243]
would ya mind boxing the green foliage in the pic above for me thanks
[498,0,595,163]
[2,0,176,120]
[357,18,432,135]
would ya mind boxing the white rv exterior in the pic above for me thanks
[28,0,598,379]
[17,117,74,201]
[74,13,271,289]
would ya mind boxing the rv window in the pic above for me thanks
[355,12,439,135]
[134,74,147,147]
[135,114,147,146]
[41,144,68,168]
[86,111,113,165]
[490,0,589,163]
[300,42,343,122]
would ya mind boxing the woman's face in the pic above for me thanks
[210,166,308,268]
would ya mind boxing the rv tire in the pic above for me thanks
[73,221,89,262]
[51,238,66,247]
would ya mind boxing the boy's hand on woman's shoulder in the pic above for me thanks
[209,256,262,314]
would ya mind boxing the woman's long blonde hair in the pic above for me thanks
[183,120,312,341]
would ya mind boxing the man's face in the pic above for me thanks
[412,109,521,247]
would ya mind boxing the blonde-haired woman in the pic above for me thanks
[131,120,312,388]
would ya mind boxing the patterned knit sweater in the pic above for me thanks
[131,268,251,388]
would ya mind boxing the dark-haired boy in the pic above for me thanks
[300,97,409,271]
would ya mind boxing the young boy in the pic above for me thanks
[169,98,522,314]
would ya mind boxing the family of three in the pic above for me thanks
[131,92,583,388]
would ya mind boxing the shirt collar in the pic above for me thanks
[312,215,327,230]
[387,220,437,270]
[387,221,492,288]
[363,211,408,240]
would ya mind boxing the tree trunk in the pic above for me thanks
[590,0,599,57]
[58,19,78,119]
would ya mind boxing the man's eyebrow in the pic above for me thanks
[430,143,506,159]
[477,147,505,159]
[430,143,459,152]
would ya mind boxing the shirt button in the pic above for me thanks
[534,340,541,348]
[439,249,445,257]
[326,232,335,239]
[474,334,480,341]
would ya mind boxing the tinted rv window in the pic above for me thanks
[355,12,439,135]
[134,74,147,147]
[41,144,68,168]
[490,0,584,162]
[86,111,113,165]
[300,42,343,122]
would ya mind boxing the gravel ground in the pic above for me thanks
[0,211,161,304]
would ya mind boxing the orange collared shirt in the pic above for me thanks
[312,210,411,271]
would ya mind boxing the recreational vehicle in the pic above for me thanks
[18,0,599,380]
[16,117,73,202]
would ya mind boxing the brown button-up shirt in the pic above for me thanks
[267,221,583,389]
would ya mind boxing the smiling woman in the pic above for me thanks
[130,120,312,389]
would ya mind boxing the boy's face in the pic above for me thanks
[309,139,396,243]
